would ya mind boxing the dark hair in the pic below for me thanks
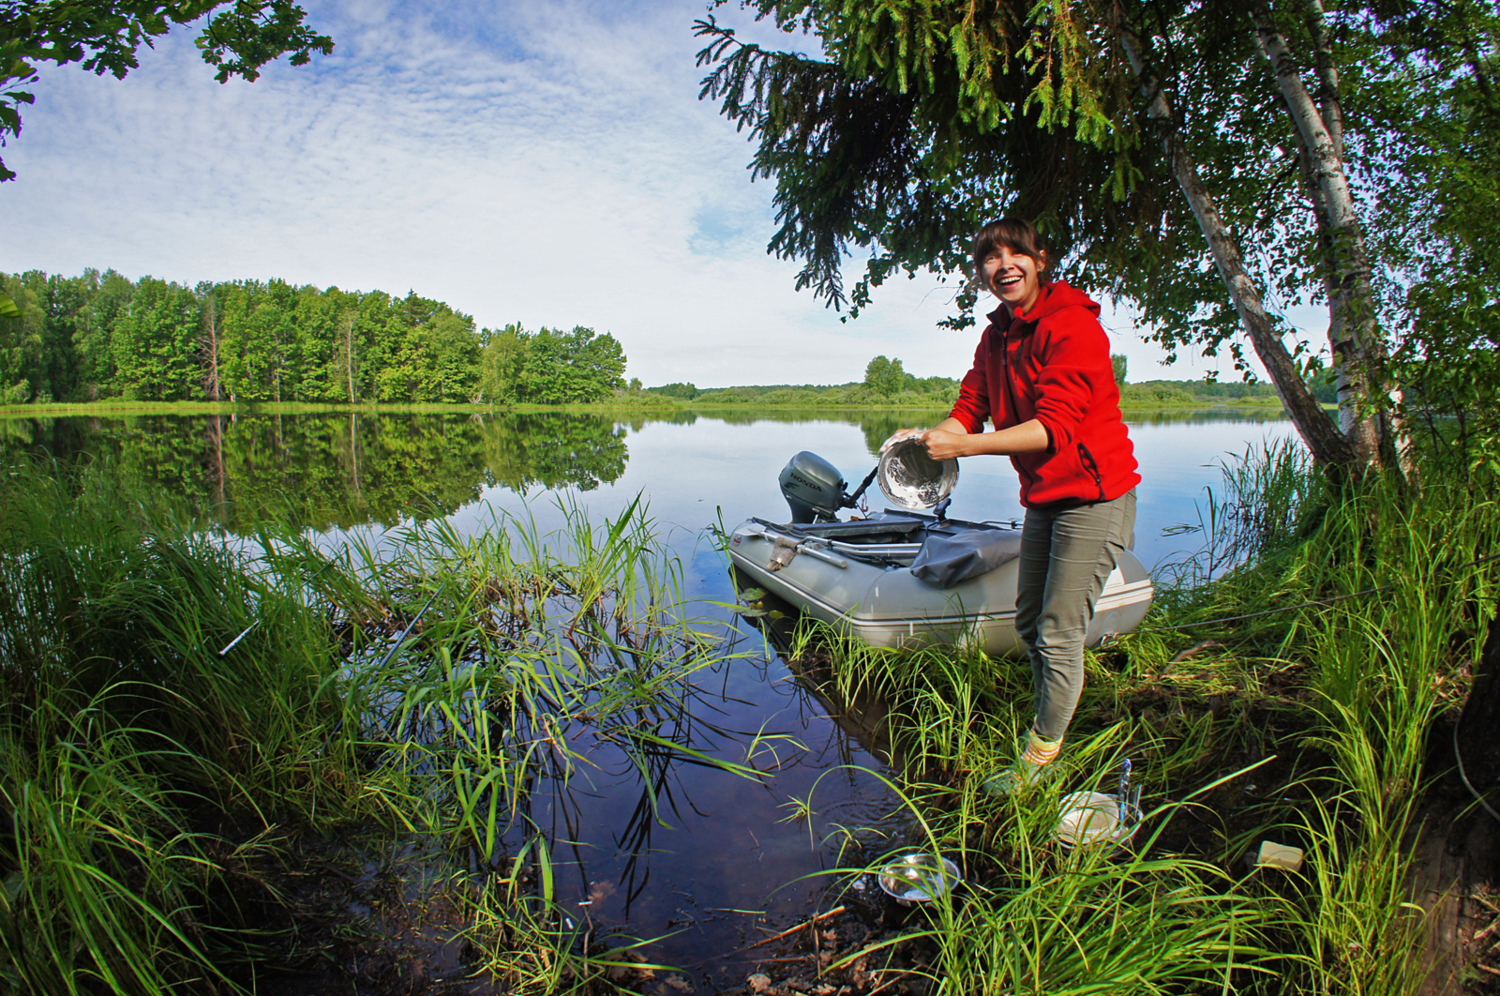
[972,218,1050,284]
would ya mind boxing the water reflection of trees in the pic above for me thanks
[1,406,1288,531]
[478,413,627,493]
[0,412,631,532]
[1126,408,1288,425]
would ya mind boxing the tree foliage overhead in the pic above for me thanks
[695,0,1500,475]
[0,0,334,180]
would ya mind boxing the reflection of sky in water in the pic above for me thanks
[445,413,1302,582]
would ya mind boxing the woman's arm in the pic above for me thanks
[920,418,1049,461]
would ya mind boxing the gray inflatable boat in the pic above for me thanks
[727,451,1153,656]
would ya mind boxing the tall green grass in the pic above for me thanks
[5,427,1496,992]
[769,436,1500,994]
[0,458,750,992]
[1192,446,1498,995]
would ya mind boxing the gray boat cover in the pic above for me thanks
[910,527,1023,589]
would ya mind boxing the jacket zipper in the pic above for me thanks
[1077,442,1106,502]
[1000,323,1028,426]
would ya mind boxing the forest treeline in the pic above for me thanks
[4,268,1305,412]
[0,269,627,406]
[649,353,1297,409]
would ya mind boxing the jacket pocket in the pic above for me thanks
[1076,442,1106,502]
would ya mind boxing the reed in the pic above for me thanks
[2,690,245,995]
[1155,439,1499,992]
[768,436,1499,994]
[0,456,755,991]
[5,423,1495,991]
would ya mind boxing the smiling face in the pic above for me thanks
[982,245,1046,315]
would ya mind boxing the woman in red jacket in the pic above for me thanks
[894,218,1140,795]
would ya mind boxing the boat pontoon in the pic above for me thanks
[727,451,1153,656]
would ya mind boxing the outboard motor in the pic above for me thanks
[779,451,848,523]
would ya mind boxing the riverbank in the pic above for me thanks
[767,440,1500,994]
[0,395,1292,419]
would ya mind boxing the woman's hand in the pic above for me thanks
[878,428,924,454]
[918,428,971,461]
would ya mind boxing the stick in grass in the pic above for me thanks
[704,906,847,962]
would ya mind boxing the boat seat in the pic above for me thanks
[789,518,927,542]
[910,526,1023,589]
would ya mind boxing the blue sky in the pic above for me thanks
[0,0,1299,387]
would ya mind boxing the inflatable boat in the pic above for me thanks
[726,452,1154,656]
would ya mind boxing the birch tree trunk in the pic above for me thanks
[1255,9,1384,466]
[1301,0,1345,159]
[1116,14,1358,470]
[342,311,357,404]
[202,294,222,402]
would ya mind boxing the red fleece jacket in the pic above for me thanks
[948,280,1141,507]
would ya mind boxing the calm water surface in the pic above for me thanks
[2,408,1297,969]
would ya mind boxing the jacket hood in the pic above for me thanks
[988,280,1101,329]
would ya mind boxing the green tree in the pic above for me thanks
[365,293,476,403]
[645,382,700,400]
[281,282,332,402]
[348,289,395,403]
[0,272,42,403]
[0,270,96,402]
[863,354,905,397]
[327,296,359,404]
[198,281,222,401]
[478,323,529,404]
[410,309,480,403]
[217,279,289,402]
[1111,354,1127,387]
[111,277,201,400]
[1,1,333,181]
[0,267,638,408]
[1363,5,1500,475]
[694,0,1499,476]
[512,326,627,404]
[73,268,134,399]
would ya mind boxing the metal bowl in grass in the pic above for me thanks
[877,853,962,903]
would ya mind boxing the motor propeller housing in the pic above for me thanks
[778,451,847,523]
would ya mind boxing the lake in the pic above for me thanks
[0,407,1299,973]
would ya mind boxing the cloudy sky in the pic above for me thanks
[0,0,1289,388]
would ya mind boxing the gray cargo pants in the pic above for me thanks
[1014,489,1136,741]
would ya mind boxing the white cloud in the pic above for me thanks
[0,0,1282,387]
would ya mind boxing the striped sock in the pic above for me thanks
[982,732,1064,796]
[1021,732,1062,767]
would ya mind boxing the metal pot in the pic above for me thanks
[877,436,959,510]
[876,852,963,903]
